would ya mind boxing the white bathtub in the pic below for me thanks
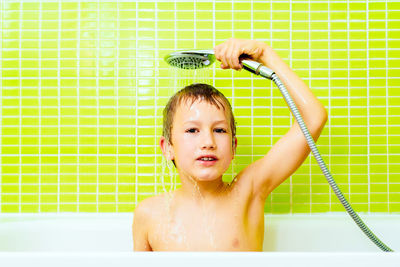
[0,213,399,266]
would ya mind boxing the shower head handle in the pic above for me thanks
[164,49,275,79]
[241,59,274,79]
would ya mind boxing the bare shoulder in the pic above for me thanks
[134,194,165,223]
[132,194,165,251]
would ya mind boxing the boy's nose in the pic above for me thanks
[202,142,215,149]
[201,132,216,149]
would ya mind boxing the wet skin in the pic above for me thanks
[135,99,266,251]
[133,38,328,251]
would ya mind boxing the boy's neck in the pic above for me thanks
[177,175,229,203]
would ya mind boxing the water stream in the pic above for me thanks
[159,65,215,250]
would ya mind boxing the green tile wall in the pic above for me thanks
[1,0,399,213]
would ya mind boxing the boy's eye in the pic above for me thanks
[185,128,227,133]
[215,128,227,133]
[186,128,198,133]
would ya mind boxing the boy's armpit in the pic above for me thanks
[132,199,153,251]
[241,120,326,202]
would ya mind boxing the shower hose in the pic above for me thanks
[267,73,394,252]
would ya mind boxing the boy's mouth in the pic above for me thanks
[196,155,218,166]
[197,155,218,167]
[197,155,218,161]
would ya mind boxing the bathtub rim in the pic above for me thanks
[1,212,398,253]
[1,211,399,218]
[0,251,399,267]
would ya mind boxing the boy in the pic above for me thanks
[132,38,327,251]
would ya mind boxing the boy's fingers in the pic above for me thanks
[227,47,237,70]
[230,43,246,70]
[234,47,245,70]
[214,45,223,62]
[230,53,241,70]
[224,45,239,70]
[225,47,235,70]
[233,45,243,70]
[220,58,228,69]
[219,56,228,69]
[219,46,229,70]
[214,41,243,70]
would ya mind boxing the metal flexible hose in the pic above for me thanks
[270,73,394,252]
[163,50,393,251]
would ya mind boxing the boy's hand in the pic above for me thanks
[214,38,269,70]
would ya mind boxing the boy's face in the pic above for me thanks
[163,98,236,182]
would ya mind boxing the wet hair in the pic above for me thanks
[162,83,236,165]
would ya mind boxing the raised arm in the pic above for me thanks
[214,38,328,201]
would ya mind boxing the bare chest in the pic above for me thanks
[148,200,263,251]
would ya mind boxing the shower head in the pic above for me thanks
[164,49,216,70]
[164,49,275,79]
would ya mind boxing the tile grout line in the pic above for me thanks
[251,0,254,178]
[16,0,21,212]
[385,0,389,212]
[38,0,42,212]
[18,0,22,213]
[77,0,81,213]
[0,0,3,211]
[57,0,61,213]
[134,1,138,207]
[346,0,351,209]
[308,0,312,214]
[328,0,332,212]
[96,0,100,212]
[231,0,234,182]
[269,0,273,213]
[289,0,293,213]
[116,0,120,212]
[366,0,371,213]
[154,0,158,196]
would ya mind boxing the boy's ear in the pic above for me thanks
[159,136,174,161]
